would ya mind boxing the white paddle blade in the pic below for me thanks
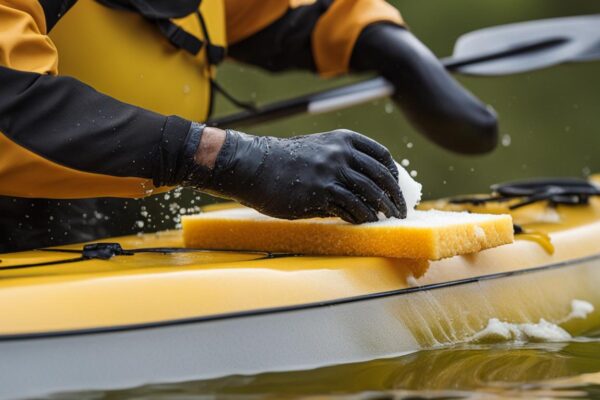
[453,15,600,75]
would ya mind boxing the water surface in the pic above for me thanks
[54,333,600,399]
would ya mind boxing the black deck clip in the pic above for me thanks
[82,243,134,260]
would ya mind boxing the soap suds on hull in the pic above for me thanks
[406,273,419,288]
[469,299,594,344]
[470,318,571,343]
[559,299,595,323]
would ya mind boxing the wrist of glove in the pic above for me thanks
[185,128,406,224]
[351,23,498,154]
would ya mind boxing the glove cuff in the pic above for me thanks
[152,119,203,187]
[176,122,212,188]
[184,129,271,201]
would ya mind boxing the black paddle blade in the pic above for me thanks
[452,15,600,75]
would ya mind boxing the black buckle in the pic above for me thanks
[83,243,134,260]
[206,44,226,65]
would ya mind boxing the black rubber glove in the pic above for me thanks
[351,24,498,154]
[186,129,406,223]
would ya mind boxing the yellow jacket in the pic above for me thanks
[0,0,402,199]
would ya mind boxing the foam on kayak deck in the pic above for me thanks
[182,207,514,260]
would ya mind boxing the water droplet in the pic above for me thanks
[384,102,394,114]
[501,134,511,147]
[401,159,410,167]
[410,170,417,178]
[582,167,591,176]
[406,142,413,149]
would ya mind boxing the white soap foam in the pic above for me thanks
[473,225,485,240]
[406,273,419,288]
[469,299,594,344]
[192,207,509,229]
[365,209,507,228]
[395,161,422,216]
[558,299,595,323]
[538,207,562,223]
[471,318,571,343]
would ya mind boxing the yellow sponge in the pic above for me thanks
[182,207,514,260]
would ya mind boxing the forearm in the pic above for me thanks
[195,127,226,168]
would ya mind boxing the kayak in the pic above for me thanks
[1,176,599,399]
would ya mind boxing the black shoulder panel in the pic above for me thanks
[228,0,333,73]
[38,0,78,31]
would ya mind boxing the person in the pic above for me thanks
[0,0,497,252]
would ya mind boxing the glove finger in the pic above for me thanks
[328,184,379,224]
[341,169,400,219]
[349,133,399,181]
[350,152,407,218]
[328,204,358,224]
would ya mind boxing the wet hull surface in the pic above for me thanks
[1,252,600,399]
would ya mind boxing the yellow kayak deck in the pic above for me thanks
[1,180,600,339]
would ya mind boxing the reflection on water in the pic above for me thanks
[56,335,600,399]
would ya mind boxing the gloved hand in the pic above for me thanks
[186,127,406,223]
[351,24,498,154]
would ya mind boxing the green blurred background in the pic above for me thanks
[212,0,600,200]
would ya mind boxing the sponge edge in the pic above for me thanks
[182,207,514,260]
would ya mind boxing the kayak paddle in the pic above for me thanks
[208,14,600,128]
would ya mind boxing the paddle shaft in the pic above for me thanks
[207,37,565,128]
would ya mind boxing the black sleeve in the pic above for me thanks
[227,0,331,73]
